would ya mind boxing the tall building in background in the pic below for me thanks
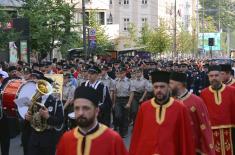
[65,0,120,43]
[109,0,158,49]
[66,0,197,50]
[109,0,158,33]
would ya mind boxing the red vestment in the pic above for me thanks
[56,124,128,155]
[179,92,215,155]
[200,84,235,155]
[129,97,195,155]
[226,78,235,88]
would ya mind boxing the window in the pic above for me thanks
[141,18,147,30]
[123,18,130,31]
[186,2,190,8]
[142,18,147,23]
[142,0,147,4]
[107,13,113,24]
[85,12,89,25]
[74,12,80,24]
[185,15,190,29]
[124,0,129,5]
[98,12,105,25]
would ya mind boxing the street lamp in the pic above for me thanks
[82,0,87,60]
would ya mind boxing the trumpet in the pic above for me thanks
[28,80,52,132]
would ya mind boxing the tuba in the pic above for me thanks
[28,80,52,132]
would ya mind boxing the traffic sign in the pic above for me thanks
[89,28,96,36]
[89,36,96,40]
[90,40,96,49]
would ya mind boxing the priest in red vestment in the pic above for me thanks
[169,71,215,155]
[200,65,235,155]
[56,86,128,155]
[220,64,235,87]
[129,71,195,155]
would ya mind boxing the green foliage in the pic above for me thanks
[127,23,138,47]
[19,0,81,59]
[0,9,19,50]
[199,0,235,30]
[139,22,151,45]
[144,21,172,54]
[87,10,113,55]
[202,16,217,33]
[176,27,193,54]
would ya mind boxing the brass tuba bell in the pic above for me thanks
[28,80,53,132]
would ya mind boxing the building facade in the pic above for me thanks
[66,0,197,50]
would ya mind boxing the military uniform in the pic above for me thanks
[28,95,64,155]
[130,77,147,123]
[145,79,153,100]
[63,81,76,101]
[191,71,202,95]
[63,81,76,130]
[100,74,115,92]
[77,75,87,87]
[114,77,135,137]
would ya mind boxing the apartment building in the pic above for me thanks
[66,0,197,49]
[109,0,158,33]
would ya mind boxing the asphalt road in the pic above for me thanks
[8,128,132,155]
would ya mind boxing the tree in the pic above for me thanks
[199,0,235,30]
[126,23,138,47]
[202,16,217,33]
[87,10,113,55]
[0,9,19,50]
[139,22,151,46]
[176,28,193,54]
[19,0,81,60]
[145,21,172,54]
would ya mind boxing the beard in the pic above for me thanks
[76,116,95,128]
[171,87,178,97]
[210,80,221,89]
[155,92,169,102]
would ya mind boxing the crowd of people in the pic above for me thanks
[0,57,234,155]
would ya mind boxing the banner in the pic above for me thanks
[20,40,28,63]
[9,42,18,63]
[45,74,63,101]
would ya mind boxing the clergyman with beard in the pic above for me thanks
[56,86,128,155]
[200,65,235,155]
[169,72,215,155]
[129,71,195,155]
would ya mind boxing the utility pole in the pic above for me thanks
[82,0,87,59]
[173,0,177,60]
[196,0,200,58]
[202,0,205,57]
[219,0,221,32]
